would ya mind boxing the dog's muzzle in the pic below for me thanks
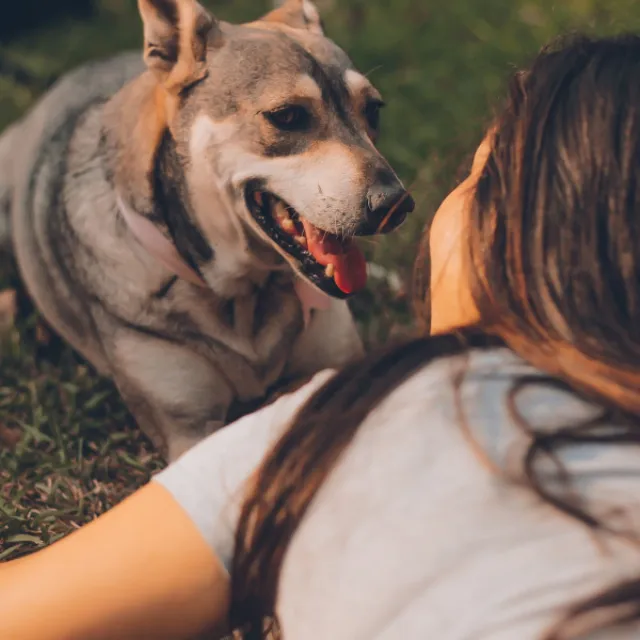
[244,178,414,299]
[354,182,416,236]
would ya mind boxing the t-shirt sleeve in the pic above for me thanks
[153,369,336,573]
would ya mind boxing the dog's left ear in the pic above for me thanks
[138,0,224,94]
[262,0,324,35]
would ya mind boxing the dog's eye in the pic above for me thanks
[364,100,384,133]
[265,106,311,132]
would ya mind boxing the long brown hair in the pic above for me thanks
[230,33,640,639]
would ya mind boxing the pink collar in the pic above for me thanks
[117,196,331,326]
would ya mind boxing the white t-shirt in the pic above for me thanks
[155,347,640,639]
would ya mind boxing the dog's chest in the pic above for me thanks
[160,279,305,400]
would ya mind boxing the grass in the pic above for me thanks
[3,0,640,563]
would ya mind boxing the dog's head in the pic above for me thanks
[134,0,414,298]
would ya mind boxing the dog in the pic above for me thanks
[0,0,414,462]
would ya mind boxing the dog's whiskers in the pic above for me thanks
[364,65,383,78]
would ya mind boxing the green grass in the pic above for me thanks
[3,0,640,562]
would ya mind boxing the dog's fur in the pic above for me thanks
[0,0,413,461]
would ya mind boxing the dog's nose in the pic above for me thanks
[356,183,415,236]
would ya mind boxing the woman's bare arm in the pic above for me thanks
[0,373,336,640]
[0,482,229,640]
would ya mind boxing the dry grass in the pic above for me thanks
[3,0,640,563]
[0,257,165,562]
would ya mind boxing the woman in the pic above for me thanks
[3,32,640,639]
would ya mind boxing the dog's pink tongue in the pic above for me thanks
[302,220,367,294]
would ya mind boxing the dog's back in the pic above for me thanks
[0,53,144,369]
[0,52,143,249]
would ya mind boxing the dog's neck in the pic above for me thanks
[117,195,208,288]
[118,196,330,325]
[104,83,270,293]
[102,72,166,215]
[151,130,215,281]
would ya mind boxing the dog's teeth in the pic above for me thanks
[274,199,290,219]
[254,191,264,207]
[273,199,296,233]
[295,235,307,248]
[325,264,335,278]
[281,218,295,233]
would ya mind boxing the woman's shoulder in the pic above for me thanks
[371,345,600,468]
[365,345,535,433]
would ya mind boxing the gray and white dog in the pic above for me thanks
[0,0,414,461]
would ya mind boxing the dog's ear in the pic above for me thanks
[262,0,324,35]
[138,0,223,93]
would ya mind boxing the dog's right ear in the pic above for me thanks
[138,0,223,94]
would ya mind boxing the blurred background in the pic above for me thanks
[2,0,640,561]
[3,0,640,338]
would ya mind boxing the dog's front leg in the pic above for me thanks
[106,326,235,462]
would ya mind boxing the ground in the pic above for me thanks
[1,0,640,562]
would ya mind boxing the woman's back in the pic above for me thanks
[157,347,640,638]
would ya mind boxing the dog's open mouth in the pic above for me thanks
[245,185,367,298]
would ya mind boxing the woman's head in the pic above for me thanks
[428,33,640,411]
